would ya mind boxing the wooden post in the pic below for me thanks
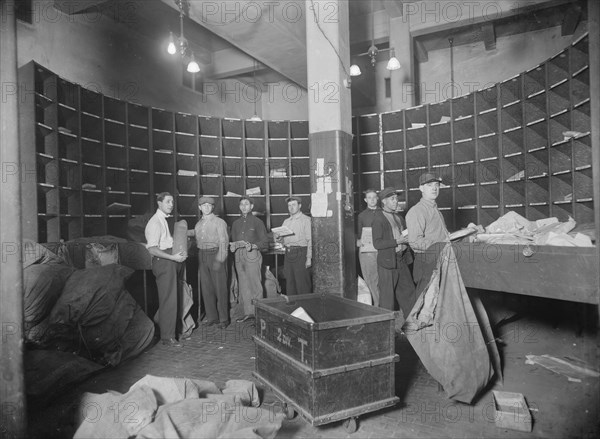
[1,0,27,436]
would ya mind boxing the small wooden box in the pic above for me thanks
[492,390,533,432]
[253,294,399,426]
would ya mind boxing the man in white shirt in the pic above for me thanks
[145,192,187,346]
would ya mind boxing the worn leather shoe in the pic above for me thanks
[161,338,182,347]
[202,320,218,327]
[218,321,230,329]
[236,315,255,323]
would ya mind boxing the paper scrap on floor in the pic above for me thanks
[525,354,600,382]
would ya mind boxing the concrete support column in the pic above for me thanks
[1,0,27,436]
[305,0,356,298]
[390,9,415,109]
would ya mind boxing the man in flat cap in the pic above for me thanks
[194,196,230,329]
[274,195,312,295]
[406,172,451,287]
[145,192,188,346]
[230,196,268,323]
[372,187,416,315]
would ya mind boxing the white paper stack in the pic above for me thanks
[291,306,315,323]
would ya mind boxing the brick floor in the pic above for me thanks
[28,296,600,439]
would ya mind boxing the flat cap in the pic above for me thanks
[285,195,302,204]
[419,172,442,185]
[378,187,399,200]
[198,196,215,205]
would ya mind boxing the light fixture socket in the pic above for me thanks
[349,64,362,76]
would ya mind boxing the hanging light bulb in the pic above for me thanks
[386,49,401,71]
[167,32,177,55]
[248,59,262,122]
[349,64,362,76]
[187,54,200,73]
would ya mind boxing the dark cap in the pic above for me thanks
[239,196,255,204]
[285,195,302,204]
[419,172,442,185]
[198,196,215,205]
[378,187,399,200]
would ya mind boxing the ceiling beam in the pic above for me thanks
[53,0,111,15]
[482,23,496,50]
[562,4,582,36]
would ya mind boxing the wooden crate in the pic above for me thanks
[253,294,399,426]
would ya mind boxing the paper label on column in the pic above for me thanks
[311,192,328,217]
[316,158,325,193]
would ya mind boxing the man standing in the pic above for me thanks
[372,187,416,316]
[406,172,450,287]
[194,196,230,329]
[145,192,187,346]
[356,189,381,306]
[230,197,268,323]
[274,196,312,295]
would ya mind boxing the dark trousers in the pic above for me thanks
[199,249,229,323]
[284,246,312,295]
[152,255,185,340]
[378,252,416,317]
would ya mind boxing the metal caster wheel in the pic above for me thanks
[283,403,295,420]
[343,417,358,433]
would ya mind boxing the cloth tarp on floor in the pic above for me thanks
[403,243,502,404]
[74,375,284,439]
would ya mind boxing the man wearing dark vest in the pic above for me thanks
[372,187,416,316]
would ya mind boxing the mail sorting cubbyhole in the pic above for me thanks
[59,188,80,216]
[152,109,173,132]
[524,66,545,98]
[454,139,476,164]
[80,88,102,117]
[552,202,574,222]
[60,217,82,241]
[128,147,149,171]
[251,196,267,215]
[290,121,308,138]
[153,151,174,173]
[37,187,59,216]
[360,173,382,191]
[199,176,221,196]
[269,177,289,194]
[81,113,102,141]
[476,87,497,114]
[452,94,475,119]
[128,103,149,128]
[57,79,79,109]
[58,160,80,189]
[268,121,288,139]
[453,115,475,142]
[527,203,550,221]
[105,144,127,168]
[223,138,243,157]
[246,139,265,158]
[245,120,264,139]
[502,128,525,157]
[176,175,197,195]
[405,126,427,150]
[176,133,197,155]
[381,110,403,131]
[572,136,592,169]
[359,153,381,173]
[383,170,404,189]
[479,159,501,184]
[199,137,220,156]
[572,100,591,134]
[176,153,197,173]
[574,168,593,200]
[549,111,571,145]
[429,101,451,125]
[503,180,526,206]
[34,65,57,99]
[153,130,174,151]
[269,139,289,157]
[547,52,569,86]
[500,76,522,107]
[177,195,198,216]
[501,103,522,133]
[270,195,291,215]
[58,132,79,161]
[456,207,478,229]
[477,111,498,137]
[199,157,221,176]
[436,186,453,208]
[455,185,477,208]
[82,190,104,215]
[384,150,404,172]
[574,200,594,223]
[106,191,128,208]
[525,120,547,150]
[246,158,265,178]
[291,139,308,157]
[406,145,428,170]
[223,176,244,195]
[105,168,127,192]
[175,113,197,135]
[128,125,149,149]
[221,119,243,138]
[359,133,380,153]
[81,164,103,188]
[548,82,571,117]
[526,148,549,179]
[222,158,242,177]
[527,176,549,204]
[382,130,404,151]
[153,173,172,193]
[290,158,309,177]
[198,116,220,137]
[35,95,56,127]
[404,105,427,127]
[430,144,451,167]
[292,177,310,194]
[572,68,590,105]
[130,170,150,193]
[246,177,266,197]
[358,114,379,134]
[104,97,126,123]
[429,121,451,146]
[129,193,152,215]
[83,217,105,237]
[479,183,500,207]
[524,93,546,125]
[57,105,79,136]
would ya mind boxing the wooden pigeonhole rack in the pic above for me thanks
[253,294,399,433]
